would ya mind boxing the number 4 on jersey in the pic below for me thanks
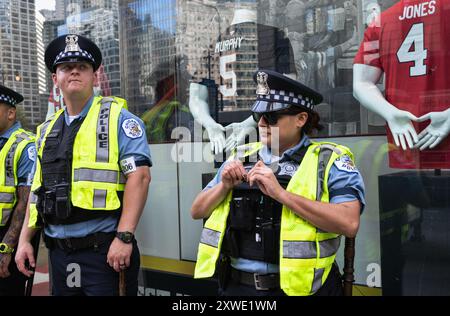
[396,23,428,77]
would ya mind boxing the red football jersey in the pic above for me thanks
[354,0,450,169]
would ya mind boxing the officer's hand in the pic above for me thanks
[107,238,133,273]
[0,253,12,278]
[415,108,450,150]
[15,241,35,278]
[221,160,247,190]
[247,161,284,200]
[205,122,226,155]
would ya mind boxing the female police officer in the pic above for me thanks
[191,69,365,296]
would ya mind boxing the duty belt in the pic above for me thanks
[43,232,115,252]
[231,267,279,290]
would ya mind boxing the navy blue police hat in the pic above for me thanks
[0,85,24,107]
[45,34,102,73]
[251,69,323,113]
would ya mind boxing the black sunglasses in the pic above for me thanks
[252,109,302,126]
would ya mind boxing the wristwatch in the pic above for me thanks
[116,231,134,244]
[0,243,14,254]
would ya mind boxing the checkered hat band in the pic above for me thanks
[257,89,313,109]
[54,49,95,64]
[0,94,17,105]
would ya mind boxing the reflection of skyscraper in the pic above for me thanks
[58,1,121,96]
[63,0,119,19]
[0,0,41,127]
[42,14,65,98]
[178,0,236,86]
[119,0,177,116]
[36,11,47,94]
[40,10,65,122]
[55,1,65,20]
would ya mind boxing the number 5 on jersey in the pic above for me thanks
[219,54,237,97]
[396,23,428,77]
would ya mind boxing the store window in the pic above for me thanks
[114,1,450,295]
[118,0,388,146]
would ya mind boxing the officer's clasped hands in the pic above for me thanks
[222,160,283,200]
[247,161,283,200]
[221,160,247,190]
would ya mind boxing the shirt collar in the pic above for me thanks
[0,121,22,139]
[63,96,94,125]
[258,133,311,164]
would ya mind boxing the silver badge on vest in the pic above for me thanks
[278,161,298,177]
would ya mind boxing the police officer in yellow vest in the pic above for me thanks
[0,85,35,296]
[191,70,365,296]
[15,34,152,296]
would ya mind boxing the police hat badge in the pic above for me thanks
[65,35,82,53]
[45,34,102,72]
[256,71,270,95]
[251,69,323,113]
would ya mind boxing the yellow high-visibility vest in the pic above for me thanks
[0,128,35,226]
[194,141,354,295]
[28,96,127,228]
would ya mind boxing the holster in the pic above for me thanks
[217,254,231,290]
[35,186,45,214]
[42,183,71,220]
[54,183,71,219]
[229,196,255,231]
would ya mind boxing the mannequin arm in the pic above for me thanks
[353,63,419,150]
[415,108,450,150]
[189,82,225,154]
[224,116,258,152]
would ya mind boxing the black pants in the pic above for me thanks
[218,263,343,296]
[0,250,27,296]
[49,238,140,296]
[0,228,27,296]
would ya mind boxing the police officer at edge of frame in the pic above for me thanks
[191,70,366,296]
[15,34,152,296]
[0,86,35,296]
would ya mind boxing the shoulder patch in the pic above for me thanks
[334,155,358,173]
[27,146,36,162]
[122,118,143,139]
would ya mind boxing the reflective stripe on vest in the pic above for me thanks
[96,97,113,163]
[283,237,341,259]
[0,129,35,226]
[0,193,14,203]
[28,96,126,228]
[29,192,38,204]
[312,268,325,293]
[73,168,124,184]
[194,141,354,296]
[71,96,125,210]
[200,227,221,248]
[36,119,53,153]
